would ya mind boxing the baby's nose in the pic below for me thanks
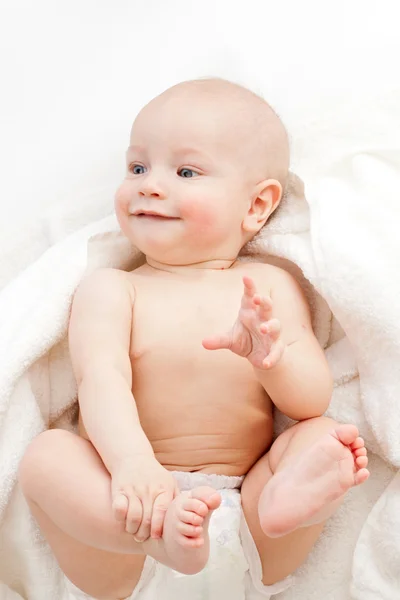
[138,179,166,199]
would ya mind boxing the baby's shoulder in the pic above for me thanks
[237,260,297,293]
[239,261,310,325]
[76,267,136,304]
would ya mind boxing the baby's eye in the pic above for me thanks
[178,168,199,178]
[130,164,147,175]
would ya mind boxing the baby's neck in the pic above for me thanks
[146,257,237,275]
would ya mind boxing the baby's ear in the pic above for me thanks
[242,179,283,234]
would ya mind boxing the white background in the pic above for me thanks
[0,0,399,255]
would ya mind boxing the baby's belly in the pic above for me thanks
[132,351,273,475]
[79,351,274,477]
[134,370,274,476]
[148,423,274,476]
[79,399,273,477]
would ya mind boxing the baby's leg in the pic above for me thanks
[19,429,220,598]
[241,417,369,585]
[19,430,145,599]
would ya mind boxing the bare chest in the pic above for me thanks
[125,268,274,474]
[130,277,243,360]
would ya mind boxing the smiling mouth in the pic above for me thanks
[134,212,180,220]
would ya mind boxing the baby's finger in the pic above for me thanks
[257,296,273,321]
[241,276,257,309]
[133,494,153,542]
[262,340,285,369]
[150,492,173,539]
[260,318,281,341]
[125,495,143,536]
[112,493,129,522]
[243,275,257,296]
[202,333,232,351]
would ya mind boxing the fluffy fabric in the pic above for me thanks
[0,166,398,599]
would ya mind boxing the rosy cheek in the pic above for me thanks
[180,198,218,231]
[114,182,131,213]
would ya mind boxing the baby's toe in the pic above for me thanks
[184,536,205,548]
[177,521,203,537]
[351,436,365,450]
[355,455,368,469]
[354,467,370,485]
[354,447,367,458]
[335,424,359,446]
[181,497,209,517]
[179,508,204,526]
[190,486,222,511]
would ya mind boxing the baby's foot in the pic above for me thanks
[160,486,221,575]
[259,425,369,538]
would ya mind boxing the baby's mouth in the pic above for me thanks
[134,211,180,220]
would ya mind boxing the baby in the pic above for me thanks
[19,79,369,600]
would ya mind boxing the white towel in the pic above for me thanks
[0,165,398,599]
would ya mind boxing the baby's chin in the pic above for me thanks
[121,224,230,268]
[121,227,177,254]
[127,240,199,267]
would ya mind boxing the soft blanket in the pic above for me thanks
[0,166,398,599]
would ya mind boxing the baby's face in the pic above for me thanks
[115,91,259,265]
[115,82,287,266]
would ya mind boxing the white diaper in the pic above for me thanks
[66,471,292,600]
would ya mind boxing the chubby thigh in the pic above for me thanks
[18,427,324,598]
[19,429,146,600]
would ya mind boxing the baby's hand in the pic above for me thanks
[111,456,179,541]
[203,275,285,369]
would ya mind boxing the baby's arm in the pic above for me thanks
[69,268,178,540]
[254,269,333,420]
[203,268,333,421]
[69,268,154,467]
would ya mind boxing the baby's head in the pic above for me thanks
[115,78,289,268]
